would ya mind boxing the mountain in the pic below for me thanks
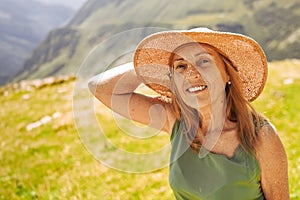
[13,0,300,82]
[0,0,76,85]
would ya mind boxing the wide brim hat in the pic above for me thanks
[133,27,268,102]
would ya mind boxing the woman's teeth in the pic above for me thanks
[187,85,207,93]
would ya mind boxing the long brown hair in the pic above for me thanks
[169,43,262,154]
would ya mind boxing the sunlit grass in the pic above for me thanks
[253,59,300,199]
[0,60,299,199]
[0,80,173,200]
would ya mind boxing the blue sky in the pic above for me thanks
[33,0,87,10]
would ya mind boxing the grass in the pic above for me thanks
[253,59,300,199]
[0,59,300,199]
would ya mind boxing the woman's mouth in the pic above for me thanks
[186,85,208,93]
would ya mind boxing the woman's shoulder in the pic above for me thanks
[255,119,287,172]
[255,120,289,199]
[255,121,289,199]
[256,118,280,143]
[254,118,287,171]
[256,120,282,153]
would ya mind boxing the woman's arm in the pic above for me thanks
[88,62,175,133]
[256,123,290,200]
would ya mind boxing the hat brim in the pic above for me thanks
[134,28,268,102]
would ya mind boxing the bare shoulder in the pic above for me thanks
[256,122,285,156]
[256,122,290,199]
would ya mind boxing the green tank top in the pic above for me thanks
[169,120,265,200]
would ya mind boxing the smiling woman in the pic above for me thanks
[170,43,229,110]
[88,27,289,199]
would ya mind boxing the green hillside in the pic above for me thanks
[1,60,300,199]
[0,0,74,85]
[13,0,300,82]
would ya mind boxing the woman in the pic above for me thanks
[89,28,289,199]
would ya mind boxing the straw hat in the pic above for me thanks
[133,27,268,102]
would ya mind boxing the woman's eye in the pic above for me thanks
[196,59,210,66]
[175,64,187,70]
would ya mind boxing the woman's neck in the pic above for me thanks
[197,94,228,149]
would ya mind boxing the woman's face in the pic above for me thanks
[171,43,229,109]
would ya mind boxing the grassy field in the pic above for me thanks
[0,60,299,199]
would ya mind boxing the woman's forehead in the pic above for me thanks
[172,43,221,59]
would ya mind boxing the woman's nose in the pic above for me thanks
[186,66,200,79]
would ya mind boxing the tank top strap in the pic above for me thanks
[170,120,181,141]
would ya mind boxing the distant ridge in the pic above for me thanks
[0,0,76,85]
[13,0,300,83]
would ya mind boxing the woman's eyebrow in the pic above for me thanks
[173,52,212,61]
[194,52,211,57]
[174,58,184,61]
